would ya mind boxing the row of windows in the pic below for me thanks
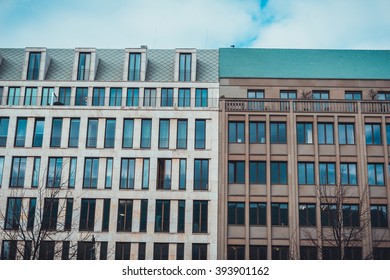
[0,117,207,150]
[0,156,209,190]
[227,202,388,228]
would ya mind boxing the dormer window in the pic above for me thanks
[27,52,41,80]
[179,53,192,82]
[77,52,91,80]
[128,53,141,81]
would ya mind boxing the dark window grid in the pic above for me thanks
[64,199,73,231]
[368,163,384,186]
[83,158,99,189]
[227,245,245,260]
[77,241,95,260]
[228,121,245,143]
[179,53,192,82]
[178,89,191,107]
[39,241,55,260]
[92,88,105,106]
[117,200,133,232]
[155,200,170,232]
[338,123,355,144]
[194,159,209,190]
[342,204,360,227]
[298,162,315,185]
[370,205,388,227]
[157,159,172,190]
[140,119,152,148]
[176,243,184,260]
[271,162,287,185]
[193,200,208,233]
[75,88,88,106]
[79,199,95,231]
[42,198,59,231]
[192,243,207,260]
[154,243,169,260]
[109,88,122,106]
[319,162,336,185]
[68,118,80,148]
[272,246,289,260]
[249,161,266,184]
[115,242,131,260]
[14,118,27,147]
[47,157,63,188]
[318,123,334,144]
[247,90,264,98]
[228,161,245,184]
[27,52,41,80]
[0,117,10,147]
[299,204,316,226]
[99,242,108,260]
[140,200,148,232]
[340,163,357,185]
[195,119,206,149]
[365,123,382,145]
[10,157,26,188]
[86,119,98,148]
[249,202,266,226]
[4,198,22,230]
[77,53,91,81]
[297,123,313,144]
[32,118,44,147]
[128,53,141,81]
[177,200,186,233]
[58,87,71,105]
[138,243,146,260]
[373,248,390,260]
[120,159,135,189]
[270,122,287,143]
[176,120,188,149]
[161,88,173,107]
[158,120,170,149]
[126,88,139,106]
[195,88,208,107]
[250,246,267,260]
[300,246,318,260]
[271,203,288,226]
[228,202,245,225]
[320,204,338,227]
[249,122,266,143]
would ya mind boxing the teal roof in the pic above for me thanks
[219,48,390,80]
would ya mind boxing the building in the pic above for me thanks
[218,48,390,260]
[0,47,219,259]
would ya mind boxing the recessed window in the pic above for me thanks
[92,88,105,106]
[249,122,265,143]
[75,87,88,106]
[271,161,287,185]
[24,87,37,105]
[10,157,27,188]
[5,197,22,229]
[33,118,44,147]
[298,162,314,185]
[58,87,71,105]
[126,88,139,106]
[50,118,63,147]
[176,244,184,260]
[367,163,384,186]
[319,162,336,185]
[122,119,134,148]
[140,119,152,148]
[270,122,286,143]
[365,123,382,145]
[192,244,208,260]
[158,119,170,149]
[272,246,289,260]
[300,246,317,260]
[140,200,148,232]
[345,91,362,100]
[280,90,297,99]
[297,122,313,144]
[27,52,41,80]
[138,243,146,260]
[340,163,357,185]
[1,240,17,260]
[154,243,169,260]
[0,117,9,147]
[155,200,170,232]
[318,123,334,144]
[193,200,208,233]
[321,204,336,227]
[227,245,245,260]
[64,199,73,230]
[39,241,55,260]
[7,87,21,105]
[179,159,187,190]
[271,203,288,226]
[128,53,141,81]
[41,87,54,106]
[250,246,267,260]
[249,161,266,184]
[14,117,27,147]
[102,199,110,232]
[31,157,40,188]
[42,198,59,230]
[104,119,116,148]
[228,161,245,184]
[342,204,359,227]
[68,118,80,148]
[105,158,113,189]
[120,158,135,189]
[228,202,245,225]
[68,158,77,188]
[178,200,185,233]
[47,157,63,188]
[77,52,91,81]
[178,88,191,107]
[115,242,131,260]
[179,53,191,82]
[247,90,264,99]
[83,158,99,189]
[228,121,245,143]
[195,119,206,149]
[117,199,133,232]
[338,123,355,144]
[249,202,266,226]
[144,88,156,107]
[194,159,209,190]
[0,157,4,188]
[161,88,173,107]
[177,119,188,149]
[86,119,98,148]
[299,204,316,226]
[79,199,95,231]
[195,89,208,107]
[109,88,122,106]
[370,205,388,227]
[377,91,390,100]
[373,248,390,260]
[157,159,172,190]
[312,91,329,99]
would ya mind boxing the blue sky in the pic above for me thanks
[1,0,390,49]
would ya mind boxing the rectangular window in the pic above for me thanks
[115,242,131,260]
[340,163,357,185]
[0,117,9,147]
[31,157,41,188]
[366,123,382,144]
[83,158,99,189]
[312,91,329,99]
[77,52,91,81]
[319,162,336,185]
[271,161,287,185]
[155,200,170,232]
[105,158,113,189]
[47,157,63,188]
[42,198,59,230]
[270,122,287,143]
[68,158,77,188]
[228,202,245,225]
[158,119,170,149]
[104,119,116,148]
[41,87,54,106]
[24,87,37,105]
[280,90,297,99]
[228,121,245,143]
[249,202,266,225]
[143,88,156,107]
[126,88,139,106]
[249,122,265,143]
[99,242,108,260]
[32,118,44,147]
[250,246,267,260]
[79,199,95,231]
[228,161,245,184]
[128,53,141,81]
[154,243,169,260]
[117,199,133,232]
[67,118,80,148]
[1,240,17,260]
[75,87,88,106]
[321,204,337,227]
[378,91,390,100]
[0,157,5,187]
[14,117,27,147]
[373,248,390,260]
[58,87,71,105]
[271,203,288,226]
[92,88,105,106]
[298,162,315,185]
[248,90,264,98]
[5,197,22,229]
[249,161,266,184]
[109,88,122,106]
[178,200,185,233]
[64,198,73,230]
[177,119,188,149]
[27,52,41,80]
[140,199,148,232]
[10,157,27,188]
[318,123,334,144]
[272,246,289,260]
[161,88,173,107]
[120,158,135,189]
[39,241,55,260]
[300,246,317,260]
[157,159,172,190]
[50,118,63,147]
[27,198,36,230]
[0,87,2,105]
[138,243,146,260]
[192,244,207,260]
[178,88,191,107]
[179,53,191,82]
[345,91,362,100]
[122,119,134,148]
[179,159,187,190]
[299,204,316,226]
[140,119,151,148]
[342,204,359,227]
[76,242,95,260]
[176,244,184,260]
[370,205,388,227]
[142,159,150,190]
[387,124,390,145]
[297,123,313,144]
[338,123,355,144]
[86,119,98,148]
[193,200,208,233]
[195,119,206,149]
[195,88,208,107]
[368,163,384,186]
[24,241,32,260]
[7,87,21,105]
[194,159,209,190]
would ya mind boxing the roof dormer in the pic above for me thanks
[22,47,50,80]
[123,47,147,82]
[72,48,99,81]
[174,48,196,82]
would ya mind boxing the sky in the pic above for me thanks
[1,0,390,49]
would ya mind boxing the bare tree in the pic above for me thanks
[367,89,378,100]
[300,90,313,100]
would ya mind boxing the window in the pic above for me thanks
[158,119,170,149]
[176,243,184,260]
[27,198,36,230]
[24,241,32,259]
[24,87,37,105]
[299,204,316,226]
[50,118,63,147]
[195,89,208,107]
[192,244,207,260]
[161,88,173,107]
[271,203,288,226]
[83,158,99,188]
[250,202,266,225]
[228,161,245,184]
[178,88,191,107]
[280,90,297,99]
[193,200,208,233]
[194,159,209,190]
[248,90,264,98]
[312,91,329,99]
[39,241,55,260]
[104,119,116,148]
[387,124,390,145]
[42,198,59,230]
[319,162,336,185]
[157,159,172,190]
[5,198,22,229]
[228,202,245,225]
[249,122,265,143]
[272,246,289,260]
[338,123,355,144]
[1,240,17,260]
[92,88,105,106]
[117,199,133,232]
[179,53,191,82]
[58,87,71,105]
[41,87,54,105]
[340,163,357,185]
[177,119,188,149]
[99,242,108,260]
[342,204,359,227]
[140,200,148,232]
[109,88,122,106]
[154,243,169,260]
[227,245,245,260]
[178,200,185,233]
[228,121,245,143]
[68,158,77,188]
[142,158,150,190]
[318,123,334,144]
[0,157,5,187]
[27,52,41,80]
[371,205,388,227]
[79,199,95,231]
[271,162,287,185]
[195,119,206,149]
[0,117,9,147]
[270,122,286,143]
[14,117,27,147]
[64,199,73,230]
[140,119,151,148]
[321,204,337,227]
[128,53,141,81]
[298,162,314,185]
[126,88,139,106]
[33,118,44,147]
[68,118,80,148]
[144,88,156,107]
[155,200,170,232]
[120,158,135,189]
[115,243,131,260]
[77,242,95,260]
[136,243,145,260]
[86,119,98,148]
[378,91,390,100]
[297,123,313,144]
[123,119,134,148]
[105,158,113,189]
[300,246,317,260]
[179,159,187,190]
[368,163,384,186]
[365,123,382,144]
[7,87,20,105]
[249,161,266,184]
[47,157,63,188]
[0,87,2,105]
[345,91,362,100]
[10,157,27,188]
[77,52,91,80]
[75,87,88,106]
[373,248,390,260]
